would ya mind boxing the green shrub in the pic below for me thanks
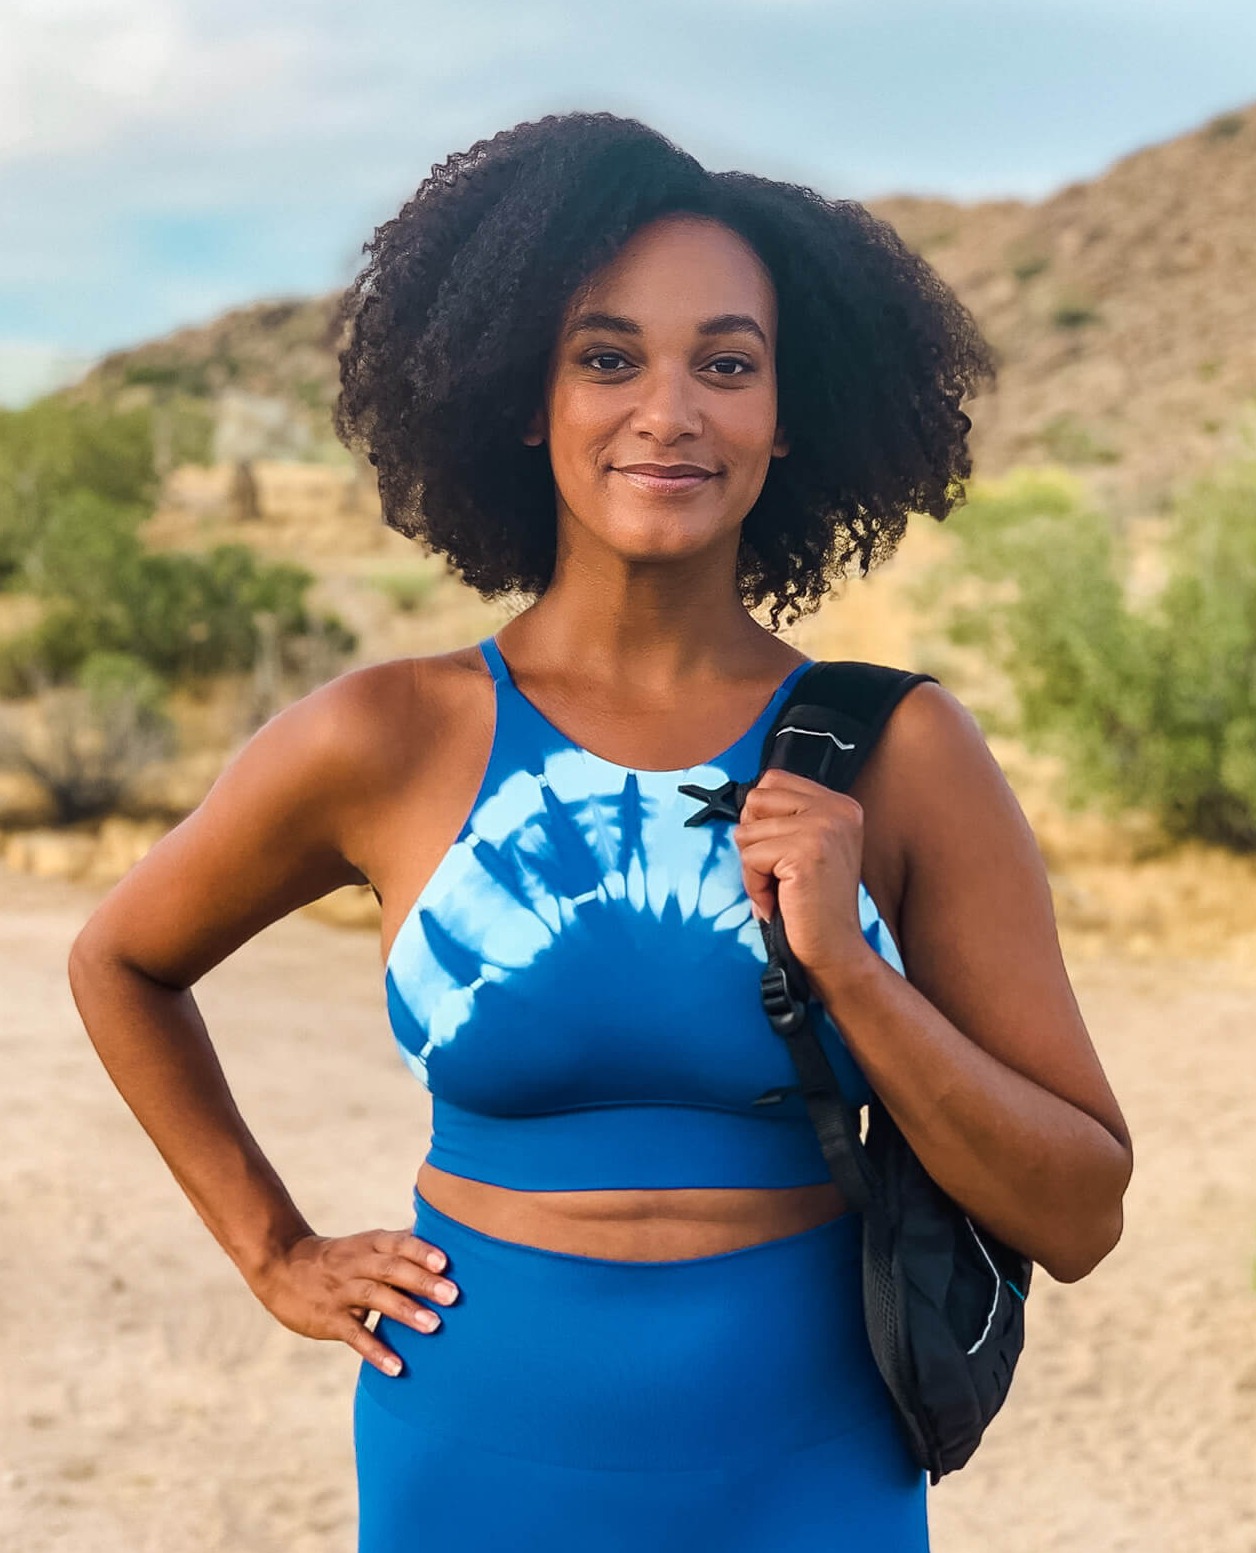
[0,400,155,586]
[920,460,1256,850]
[0,395,356,705]
[1010,251,1050,283]
[1205,111,1244,141]
[121,359,212,397]
[20,487,144,602]
[367,565,439,614]
[154,397,216,467]
[1038,413,1121,466]
[76,649,170,724]
[2,485,356,690]
[1051,292,1102,330]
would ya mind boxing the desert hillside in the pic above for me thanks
[63,101,1256,505]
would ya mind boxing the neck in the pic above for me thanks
[504,535,793,695]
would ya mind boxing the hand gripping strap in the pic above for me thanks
[755,662,938,1209]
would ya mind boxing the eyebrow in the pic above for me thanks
[563,310,768,347]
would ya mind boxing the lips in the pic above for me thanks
[614,462,717,493]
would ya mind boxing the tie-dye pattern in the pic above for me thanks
[385,639,907,1190]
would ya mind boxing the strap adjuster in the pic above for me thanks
[760,963,808,1036]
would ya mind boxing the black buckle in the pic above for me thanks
[760,963,808,1035]
[757,912,811,1036]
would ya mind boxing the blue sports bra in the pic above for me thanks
[384,637,907,1191]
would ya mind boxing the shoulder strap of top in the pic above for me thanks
[478,635,512,685]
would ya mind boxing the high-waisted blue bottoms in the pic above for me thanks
[353,1189,929,1550]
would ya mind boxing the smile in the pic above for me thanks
[613,469,716,494]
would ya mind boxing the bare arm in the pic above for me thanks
[68,665,459,1374]
[737,683,1133,1284]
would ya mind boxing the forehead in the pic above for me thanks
[568,214,777,331]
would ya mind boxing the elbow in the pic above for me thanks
[67,919,118,1024]
[1039,1136,1133,1285]
[67,921,105,992]
[67,926,92,994]
[1041,1199,1125,1284]
[67,928,100,1033]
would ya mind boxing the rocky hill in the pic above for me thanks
[875,101,1256,509]
[65,100,1256,512]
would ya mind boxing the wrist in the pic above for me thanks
[234,1217,318,1298]
[806,935,884,1006]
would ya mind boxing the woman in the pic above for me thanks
[70,113,1133,1550]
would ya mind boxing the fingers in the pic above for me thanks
[348,1260,458,1322]
[263,1226,460,1377]
[333,1311,408,1378]
[365,1233,459,1304]
[342,1233,457,1318]
[373,1226,447,1274]
[338,1232,460,1376]
[742,773,863,822]
[369,1226,449,1280]
[735,815,812,845]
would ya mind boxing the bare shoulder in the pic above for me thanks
[231,642,489,786]
[857,677,1050,955]
[69,645,491,988]
[859,678,1021,828]
[865,678,1046,886]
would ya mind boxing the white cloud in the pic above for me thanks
[0,0,551,167]
[0,0,188,158]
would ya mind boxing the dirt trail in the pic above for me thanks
[2,865,1252,1553]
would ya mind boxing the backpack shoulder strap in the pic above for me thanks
[752,659,938,1212]
[679,659,939,829]
[759,660,939,794]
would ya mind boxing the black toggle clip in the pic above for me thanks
[678,777,751,827]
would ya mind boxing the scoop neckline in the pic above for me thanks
[482,637,813,778]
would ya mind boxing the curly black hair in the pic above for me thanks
[334,111,995,627]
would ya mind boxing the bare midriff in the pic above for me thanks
[416,1160,848,1261]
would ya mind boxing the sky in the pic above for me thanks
[1,0,1253,406]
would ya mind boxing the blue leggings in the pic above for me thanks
[354,1189,929,1551]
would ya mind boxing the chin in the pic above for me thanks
[605,524,728,566]
[594,502,738,559]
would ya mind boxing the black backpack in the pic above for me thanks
[682,660,1032,1482]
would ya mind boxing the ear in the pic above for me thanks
[522,407,546,447]
[772,423,790,458]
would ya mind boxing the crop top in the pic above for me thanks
[384,636,907,1191]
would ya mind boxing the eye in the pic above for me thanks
[706,356,753,378]
[582,350,632,372]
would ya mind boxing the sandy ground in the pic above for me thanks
[2,863,1253,1553]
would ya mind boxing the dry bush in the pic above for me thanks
[0,657,175,824]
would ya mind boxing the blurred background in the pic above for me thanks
[2,4,1253,1551]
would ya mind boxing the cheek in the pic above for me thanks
[546,386,614,470]
[727,389,781,460]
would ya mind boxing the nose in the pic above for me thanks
[628,364,703,444]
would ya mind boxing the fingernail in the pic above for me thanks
[416,1308,440,1332]
[426,1250,446,1272]
[434,1280,457,1304]
[383,1356,402,1376]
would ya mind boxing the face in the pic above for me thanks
[525,213,789,572]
